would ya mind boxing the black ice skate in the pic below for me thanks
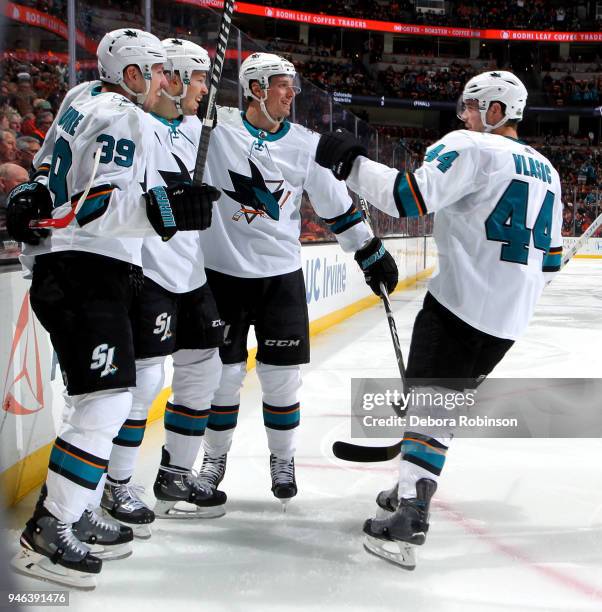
[72,508,133,560]
[153,447,226,519]
[197,452,227,492]
[363,478,437,570]
[270,454,297,510]
[11,507,102,590]
[101,478,155,539]
[375,483,399,518]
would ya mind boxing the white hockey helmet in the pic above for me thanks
[97,28,166,106]
[239,52,298,126]
[162,38,211,111]
[460,70,528,132]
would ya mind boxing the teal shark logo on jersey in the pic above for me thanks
[224,159,287,224]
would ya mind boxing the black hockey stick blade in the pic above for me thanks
[192,0,235,185]
[332,440,402,462]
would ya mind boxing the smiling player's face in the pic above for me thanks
[264,75,298,120]
[181,71,209,116]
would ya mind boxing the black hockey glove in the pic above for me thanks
[145,182,221,240]
[355,237,398,296]
[315,129,368,181]
[6,181,53,245]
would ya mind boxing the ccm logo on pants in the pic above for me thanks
[263,339,301,347]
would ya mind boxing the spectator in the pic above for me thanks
[8,112,22,136]
[0,162,29,233]
[16,136,41,171]
[0,162,28,203]
[31,111,53,143]
[10,73,36,116]
[0,130,18,163]
[20,113,37,137]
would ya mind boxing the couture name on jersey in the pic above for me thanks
[512,153,552,184]
[58,106,85,136]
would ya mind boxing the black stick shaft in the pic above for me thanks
[193,0,235,185]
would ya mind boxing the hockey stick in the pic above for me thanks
[29,146,102,229]
[561,210,602,267]
[358,197,408,401]
[331,197,407,463]
[192,0,235,185]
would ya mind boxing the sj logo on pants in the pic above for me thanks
[90,344,118,377]
[154,313,172,342]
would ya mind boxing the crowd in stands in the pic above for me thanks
[0,58,68,259]
[538,139,602,237]
[268,0,601,31]
[295,58,373,96]
[542,73,602,106]
[378,61,476,102]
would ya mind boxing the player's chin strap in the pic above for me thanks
[162,73,189,112]
[120,63,153,107]
[162,89,183,112]
[250,90,283,128]
[482,113,509,133]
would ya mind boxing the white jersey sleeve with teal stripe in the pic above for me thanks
[302,132,371,252]
[347,130,479,219]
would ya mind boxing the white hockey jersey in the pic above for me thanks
[22,81,157,272]
[141,114,206,293]
[203,107,371,278]
[346,130,563,340]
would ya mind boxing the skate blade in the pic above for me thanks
[131,523,152,539]
[363,535,417,570]
[278,498,295,513]
[10,548,97,590]
[154,500,226,519]
[88,542,132,561]
[100,508,153,540]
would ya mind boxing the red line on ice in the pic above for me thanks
[299,460,602,601]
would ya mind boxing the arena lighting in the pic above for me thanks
[178,0,602,42]
[6,0,602,52]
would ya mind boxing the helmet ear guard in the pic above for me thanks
[97,28,166,106]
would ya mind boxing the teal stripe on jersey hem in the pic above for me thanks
[76,193,111,224]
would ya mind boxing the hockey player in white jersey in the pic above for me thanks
[100,38,226,531]
[316,70,563,568]
[196,53,398,507]
[6,29,219,589]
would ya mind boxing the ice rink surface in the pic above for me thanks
[4,259,602,611]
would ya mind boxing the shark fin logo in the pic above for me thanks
[225,159,291,224]
[2,292,44,415]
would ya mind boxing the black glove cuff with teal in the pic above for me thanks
[145,186,178,240]
[354,237,399,296]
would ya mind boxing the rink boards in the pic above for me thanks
[0,236,436,507]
